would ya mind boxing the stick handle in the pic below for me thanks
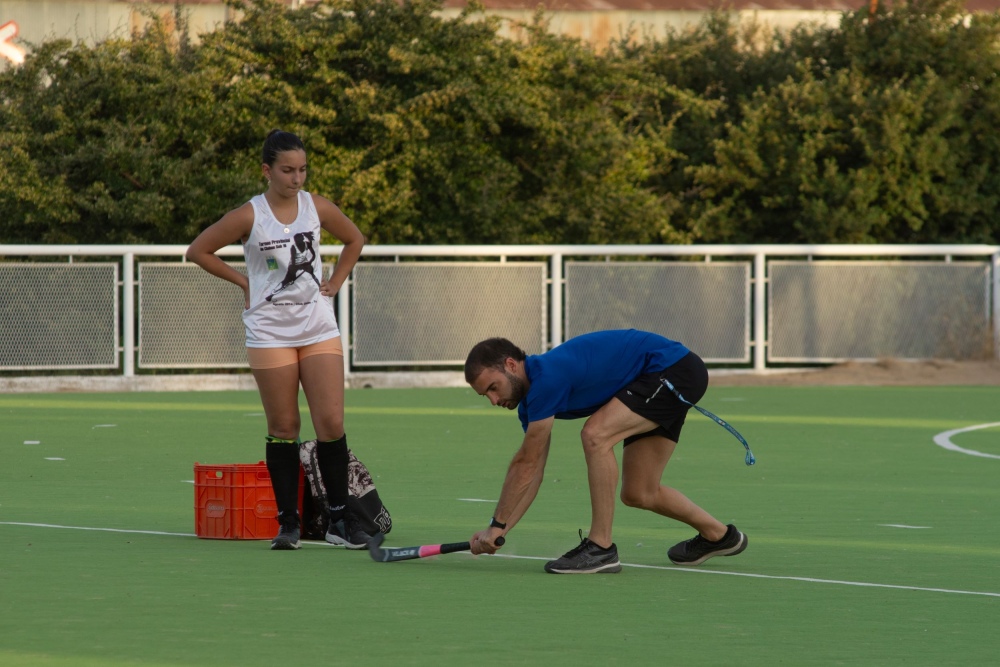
[436,535,505,556]
[439,541,473,555]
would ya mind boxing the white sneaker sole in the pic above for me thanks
[544,560,622,574]
[271,539,301,550]
[669,531,747,566]
[325,534,368,550]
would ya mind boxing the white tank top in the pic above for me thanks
[241,191,339,348]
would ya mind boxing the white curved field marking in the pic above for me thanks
[932,422,1000,459]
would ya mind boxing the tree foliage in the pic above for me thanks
[1,0,998,245]
[0,13,256,244]
[686,0,1000,243]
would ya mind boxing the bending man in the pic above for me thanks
[466,329,748,574]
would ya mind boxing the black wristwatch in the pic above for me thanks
[489,517,507,530]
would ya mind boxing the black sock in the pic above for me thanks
[265,437,301,520]
[316,435,349,523]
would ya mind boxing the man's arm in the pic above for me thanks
[469,416,554,554]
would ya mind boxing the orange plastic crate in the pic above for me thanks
[194,462,297,540]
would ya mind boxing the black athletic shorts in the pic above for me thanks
[615,351,708,445]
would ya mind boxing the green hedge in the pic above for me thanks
[2,0,998,245]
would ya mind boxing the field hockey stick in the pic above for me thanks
[653,378,757,466]
[368,532,505,563]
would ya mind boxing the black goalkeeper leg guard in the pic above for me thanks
[316,435,349,523]
[265,436,301,521]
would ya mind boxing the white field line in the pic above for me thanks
[489,553,1000,598]
[2,521,998,599]
[2,521,195,537]
[622,562,1000,598]
[932,422,1000,459]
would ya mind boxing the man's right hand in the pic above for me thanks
[470,528,504,555]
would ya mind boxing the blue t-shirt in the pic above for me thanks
[517,329,689,431]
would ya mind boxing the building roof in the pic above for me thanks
[118,0,1000,9]
[441,0,1000,10]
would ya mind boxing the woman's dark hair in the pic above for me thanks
[262,129,306,166]
[464,338,527,383]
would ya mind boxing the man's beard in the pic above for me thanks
[504,370,528,408]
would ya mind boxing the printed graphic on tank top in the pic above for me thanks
[266,231,321,302]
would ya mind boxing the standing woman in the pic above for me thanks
[186,130,368,551]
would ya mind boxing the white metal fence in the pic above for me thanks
[1,244,998,377]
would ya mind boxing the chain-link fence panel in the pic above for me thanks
[352,262,546,365]
[139,263,250,368]
[769,261,992,361]
[565,262,751,362]
[0,263,118,369]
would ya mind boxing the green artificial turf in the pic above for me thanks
[1,385,998,666]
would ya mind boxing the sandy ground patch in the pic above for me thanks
[711,359,1000,387]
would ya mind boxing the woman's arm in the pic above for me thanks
[313,194,365,297]
[185,203,255,307]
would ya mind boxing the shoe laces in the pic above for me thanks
[561,529,594,558]
[684,534,710,549]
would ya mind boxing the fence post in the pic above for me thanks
[754,252,766,372]
[123,252,135,377]
[549,252,563,350]
[993,251,1000,361]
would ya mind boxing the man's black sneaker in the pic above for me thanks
[325,517,373,550]
[544,534,622,574]
[667,524,747,566]
[271,512,301,551]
